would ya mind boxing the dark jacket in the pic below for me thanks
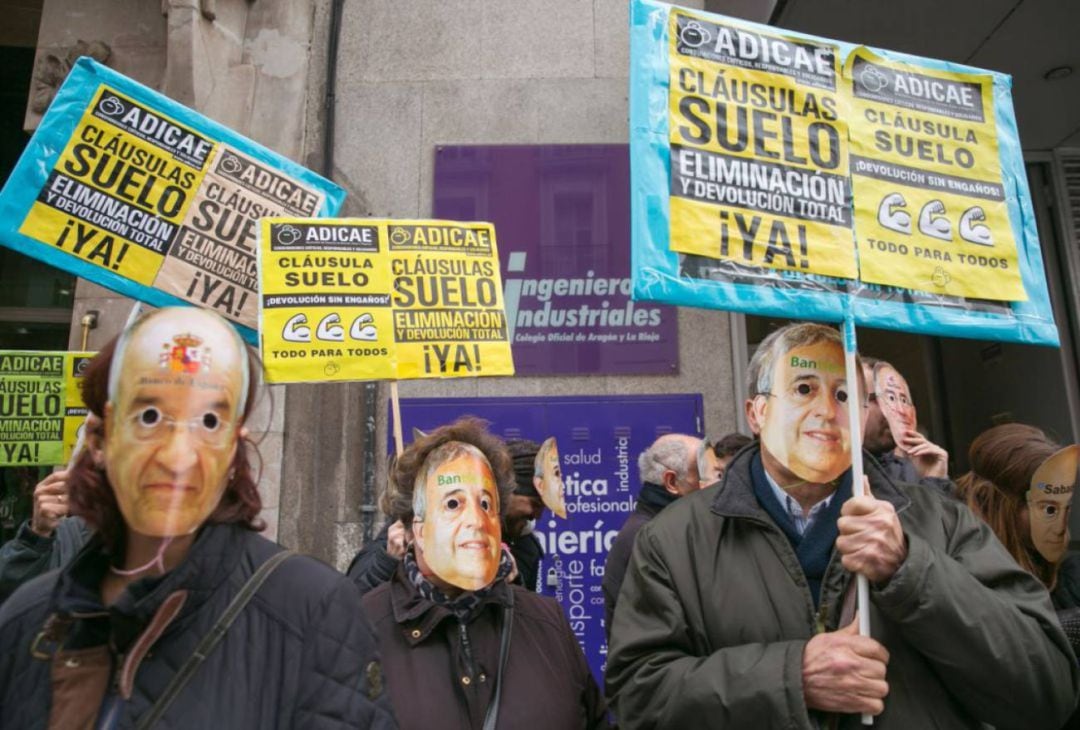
[349,523,401,596]
[606,444,1078,729]
[602,484,673,639]
[874,450,956,499]
[362,564,607,730]
[0,522,397,729]
[505,532,543,593]
[0,517,91,605]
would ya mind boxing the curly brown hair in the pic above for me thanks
[387,417,515,528]
[69,323,266,552]
[955,423,1060,589]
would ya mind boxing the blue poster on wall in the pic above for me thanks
[395,393,704,684]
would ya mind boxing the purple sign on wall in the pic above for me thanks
[433,145,678,375]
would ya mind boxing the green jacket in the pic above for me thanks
[605,446,1078,729]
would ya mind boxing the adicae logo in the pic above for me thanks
[219,154,243,174]
[860,65,890,94]
[275,224,302,246]
[390,227,411,245]
[679,21,710,48]
[98,96,125,117]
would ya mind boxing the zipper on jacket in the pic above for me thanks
[457,621,478,682]
[815,603,829,635]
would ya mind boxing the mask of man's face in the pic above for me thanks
[1027,446,1079,564]
[874,365,917,452]
[754,339,851,484]
[104,309,244,538]
[534,437,566,518]
[861,364,894,455]
[697,442,723,486]
[413,451,502,591]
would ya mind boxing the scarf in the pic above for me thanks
[404,546,514,622]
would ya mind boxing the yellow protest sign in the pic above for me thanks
[7,64,337,337]
[667,10,857,280]
[0,351,94,466]
[259,219,514,383]
[846,48,1025,300]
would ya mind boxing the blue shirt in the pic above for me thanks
[762,468,837,537]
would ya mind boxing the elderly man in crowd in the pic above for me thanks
[606,321,1077,729]
[602,434,717,640]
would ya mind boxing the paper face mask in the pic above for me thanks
[535,437,567,519]
[413,450,502,591]
[105,308,246,538]
[873,364,917,452]
[755,339,852,484]
[1028,445,1079,564]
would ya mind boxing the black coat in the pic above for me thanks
[0,522,397,729]
[362,564,607,730]
[601,487,671,640]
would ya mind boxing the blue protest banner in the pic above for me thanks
[630,0,1058,346]
[0,58,345,343]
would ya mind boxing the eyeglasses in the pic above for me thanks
[125,406,235,448]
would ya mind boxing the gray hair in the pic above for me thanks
[412,441,489,521]
[746,322,861,399]
[637,434,699,486]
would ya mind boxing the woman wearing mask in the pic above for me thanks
[0,307,395,729]
[362,417,607,729]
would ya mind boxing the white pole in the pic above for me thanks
[842,313,873,726]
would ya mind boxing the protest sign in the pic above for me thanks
[630,0,1057,346]
[258,218,515,383]
[667,12,856,280]
[0,350,93,466]
[846,49,1024,301]
[0,58,345,343]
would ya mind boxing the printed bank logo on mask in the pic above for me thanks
[105,308,246,538]
[1028,445,1079,564]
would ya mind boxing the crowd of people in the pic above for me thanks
[0,311,1077,729]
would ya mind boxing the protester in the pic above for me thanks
[504,438,546,592]
[602,434,716,640]
[955,423,1080,609]
[361,417,606,729]
[861,357,953,496]
[351,436,566,595]
[0,415,105,604]
[349,518,410,594]
[0,472,91,605]
[606,322,1077,728]
[0,307,394,729]
[712,432,753,479]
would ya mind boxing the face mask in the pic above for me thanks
[534,437,567,518]
[1027,445,1079,564]
[104,308,247,538]
[874,365,918,452]
[413,449,502,591]
[757,340,851,484]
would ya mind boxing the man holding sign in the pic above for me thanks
[606,323,1076,728]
